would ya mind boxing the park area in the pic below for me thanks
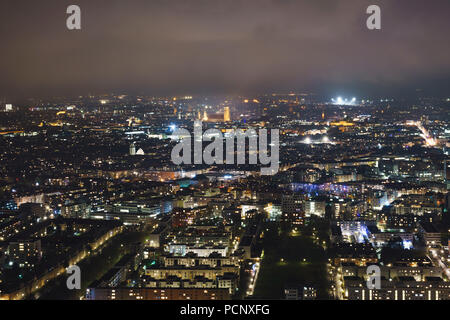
[253,222,331,299]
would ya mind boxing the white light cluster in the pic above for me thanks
[331,97,357,106]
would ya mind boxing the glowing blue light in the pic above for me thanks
[402,240,413,250]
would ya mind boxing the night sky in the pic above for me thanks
[0,0,449,100]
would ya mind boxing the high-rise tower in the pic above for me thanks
[224,107,231,122]
[129,142,136,156]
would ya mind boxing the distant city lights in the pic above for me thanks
[301,136,333,145]
[331,97,358,106]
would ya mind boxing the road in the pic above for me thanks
[428,248,450,279]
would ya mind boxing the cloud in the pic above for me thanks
[0,0,449,99]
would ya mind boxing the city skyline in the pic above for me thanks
[0,0,449,308]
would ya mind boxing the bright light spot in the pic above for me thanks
[333,96,357,106]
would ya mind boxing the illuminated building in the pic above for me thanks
[8,239,42,267]
[329,243,378,267]
[418,222,442,247]
[281,194,304,225]
[136,148,145,155]
[344,277,450,300]
[144,265,239,281]
[304,200,326,218]
[224,107,231,122]
[285,285,317,300]
[86,287,230,300]
[129,142,136,156]
[445,160,450,190]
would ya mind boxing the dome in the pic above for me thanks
[136,148,145,155]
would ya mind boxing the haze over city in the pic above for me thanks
[1,0,449,100]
